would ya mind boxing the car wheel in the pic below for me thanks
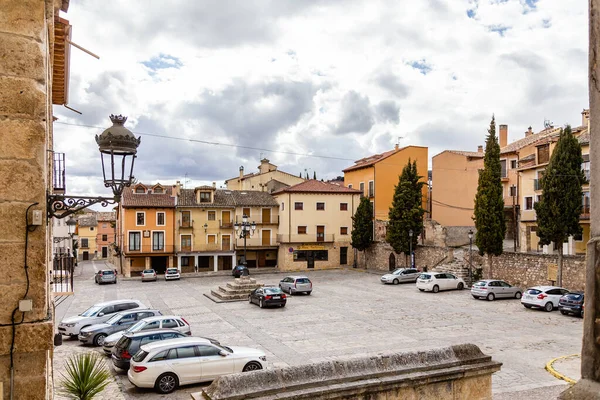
[432,285,439,293]
[524,304,532,309]
[155,373,178,394]
[393,279,399,285]
[486,293,495,301]
[288,287,294,295]
[514,291,522,299]
[306,291,312,295]
[280,303,286,308]
[560,310,568,315]
[243,361,263,372]
[93,333,107,347]
[544,302,554,312]
[472,295,479,299]
[248,296,253,304]
[259,299,264,309]
[457,282,464,290]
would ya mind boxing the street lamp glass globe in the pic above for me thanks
[66,216,76,235]
[409,229,413,237]
[242,215,248,224]
[251,221,256,231]
[468,230,473,240]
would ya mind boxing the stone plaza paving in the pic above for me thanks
[54,261,578,399]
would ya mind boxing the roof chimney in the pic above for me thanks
[525,126,533,137]
[395,143,399,151]
[259,158,271,174]
[239,166,244,178]
[582,109,590,127]
[477,145,483,153]
[499,124,508,148]
[212,181,216,188]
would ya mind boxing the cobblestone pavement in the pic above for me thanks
[54,261,583,399]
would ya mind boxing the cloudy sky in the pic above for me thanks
[54,0,587,199]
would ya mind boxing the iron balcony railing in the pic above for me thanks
[220,219,233,229]
[52,254,74,296]
[177,243,231,252]
[53,152,66,193]
[234,237,278,247]
[277,234,335,243]
[581,205,591,220]
[124,245,176,253]
[256,216,280,225]
[178,219,194,228]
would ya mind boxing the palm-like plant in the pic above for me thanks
[59,352,111,400]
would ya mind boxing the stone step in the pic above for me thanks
[226,282,263,290]
[211,290,250,301]
[218,286,261,295]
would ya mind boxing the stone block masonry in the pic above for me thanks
[357,241,451,272]
[198,343,501,400]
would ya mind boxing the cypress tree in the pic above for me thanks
[473,116,505,277]
[386,159,425,266]
[351,197,373,267]
[534,125,584,287]
[299,172,302,178]
[313,171,317,180]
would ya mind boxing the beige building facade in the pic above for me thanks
[273,180,361,270]
[225,158,305,193]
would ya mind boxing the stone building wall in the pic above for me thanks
[0,0,62,399]
[277,242,355,271]
[357,242,451,272]
[484,252,586,291]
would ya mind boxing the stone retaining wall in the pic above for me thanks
[484,252,586,291]
[198,343,501,400]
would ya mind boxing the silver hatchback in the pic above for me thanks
[471,279,523,301]
[279,276,312,295]
[95,269,117,284]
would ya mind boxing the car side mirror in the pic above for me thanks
[219,350,228,357]
[98,313,104,317]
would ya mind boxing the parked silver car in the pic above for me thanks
[471,280,523,301]
[141,269,157,282]
[279,276,312,295]
[78,309,162,346]
[103,315,192,354]
[380,268,420,284]
[95,269,117,284]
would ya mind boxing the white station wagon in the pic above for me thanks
[128,337,267,394]
[416,273,465,293]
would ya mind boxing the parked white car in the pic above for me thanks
[58,299,146,337]
[103,315,191,354]
[165,268,181,281]
[128,337,267,394]
[521,286,570,312]
[416,273,465,293]
[380,268,420,284]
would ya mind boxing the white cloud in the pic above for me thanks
[53,0,588,205]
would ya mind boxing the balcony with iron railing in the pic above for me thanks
[581,205,591,220]
[220,219,233,229]
[177,243,232,252]
[178,219,194,228]
[234,237,278,248]
[277,234,335,243]
[256,216,280,225]
[124,245,175,254]
[52,254,74,297]
[584,170,591,183]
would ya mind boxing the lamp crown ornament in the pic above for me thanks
[96,114,141,154]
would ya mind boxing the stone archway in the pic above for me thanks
[389,253,395,271]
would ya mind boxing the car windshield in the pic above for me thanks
[419,274,431,279]
[166,268,177,273]
[127,320,146,332]
[80,306,102,317]
[102,271,114,275]
[526,289,542,295]
[392,269,404,275]
[473,281,487,287]
[143,269,154,274]
[106,314,123,324]
[296,278,310,284]
[132,350,148,362]
[264,288,283,294]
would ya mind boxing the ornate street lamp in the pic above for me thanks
[468,229,474,284]
[234,215,256,266]
[408,229,414,268]
[47,115,141,219]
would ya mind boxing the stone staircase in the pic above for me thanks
[432,248,478,286]
[210,276,263,302]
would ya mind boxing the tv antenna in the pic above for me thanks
[543,119,553,129]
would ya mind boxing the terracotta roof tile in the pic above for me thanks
[272,179,362,194]
[78,215,97,227]
[178,189,278,207]
[500,127,561,154]
[445,150,485,158]
[96,211,116,222]
[122,185,176,208]
[178,189,234,208]
[342,149,397,172]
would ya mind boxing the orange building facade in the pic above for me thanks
[96,211,116,259]
[343,145,429,223]
[119,183,176,276]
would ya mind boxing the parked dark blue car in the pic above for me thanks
[558,292,584,317]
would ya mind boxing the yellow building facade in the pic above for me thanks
[343,145,428,222]
[273,180,361,270]
[225,158,305,192]
[77,213,98,261]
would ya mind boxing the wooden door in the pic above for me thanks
[222,235,230,251]
[222,211,231,227]
[317,226,325,242]
[340,247,348,265]
[243,208,250,219]
[101,247,108,258]
[262,230,271,246]
[258,252,266,267]
[262,208,271,224]
[83,251,89,261]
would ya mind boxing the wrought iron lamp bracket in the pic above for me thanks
[47,193,117,220]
